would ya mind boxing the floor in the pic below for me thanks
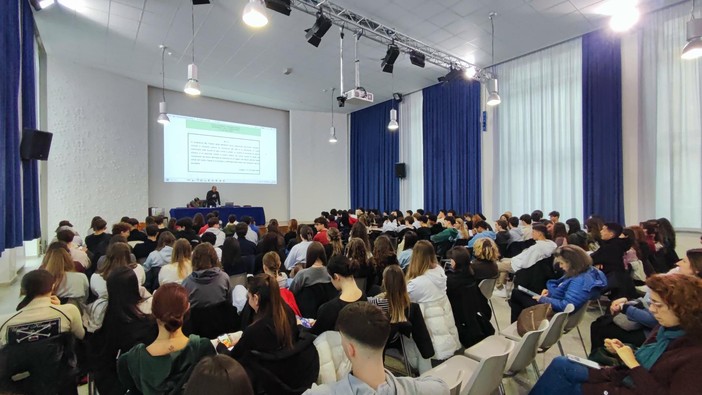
[0,266,601,395]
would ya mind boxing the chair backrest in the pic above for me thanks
[513,255,557,294]
[449,381,462,395]
[564,302,589,333]
[464,339,514,395]
[478,278,497,300]
[505,320,549,373]
[296,282,338,319]
[354,276,367,293]
[184,301,241,339]
[229,273,248,289]
[127,240,143,248]
[539,304,574,351]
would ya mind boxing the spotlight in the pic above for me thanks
[243,0,269,28]
[329,126,338,143]
[486,78,501,106]
[382,45,400,73]
[609,7,639,32]
[305,12,333,47]
[464,66,477,79]
[682,17,702,60]
[184,64,201,96]
[264,0,291,16]
[392,93,403,102]
[409,50,425,68]
[157,102,170,125]
[388,108,399,131]
[438,68,463,83]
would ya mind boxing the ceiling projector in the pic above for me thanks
[344,88,374,104]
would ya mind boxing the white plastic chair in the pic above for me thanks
[422,336,514,395]
[478,278,500,331]
[127,240,143,248]
[558,302,589,356]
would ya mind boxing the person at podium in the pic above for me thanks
[206,186,220,207]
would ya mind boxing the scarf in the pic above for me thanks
[635,326,685,370]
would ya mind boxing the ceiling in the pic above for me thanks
[34,0,681,113]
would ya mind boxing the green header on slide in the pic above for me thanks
[186,119,261,136]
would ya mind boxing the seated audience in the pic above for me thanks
[548,211,560,224]
[255,233,286,275]
[284,219,298,248]
[398,231,418,270]
[566,218,588,249]
[134,224,159,260]
[350,221,372,251]
[304,302,448,394]
[143,231,176,272]
[184,355,254,395]
[327,227,344,258]
[371,235,399,285]
[118,283,215,394]
[455,218,470,240]
[52,220,84,247]
[496,224,556,291]
[520,214,533,240]
[508,216,523,243]
[200,232,222,262]
[192,213,206,235]
[289,241,332,293]
[591,223,637,300]
[0,269,84,347]
[405,241,461,361]
[239,216,259,244]
[174,217,200,244]
[158,239,193,286]
[220,237,247,276]
[284,225,314,270]
[585,217,604,251]
[231,223,254,257]
[40,242,89,305]
[510,245,607,322]
[530,274,702,395]
[56,228,91,271]
[494,219,511,254]
[428,215,444,236]
[552,222,569,247]
[346,238,375,295]
[230,274,319,392]
[88,267,156,395]
[182,243,231,308]
[445,247,494,348]
[430,216,458,244]
[203,217,225,248]
[470,238,500,280]
[126,218,147,242]
[310,255,364,336]
[313,217,330,245]
[263,251,289,289]
[222,215,238,237]
[85,217,111,267]
[466,220,497,248]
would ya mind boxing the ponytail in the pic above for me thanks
[17,270,54,310]
[249,274,293,348]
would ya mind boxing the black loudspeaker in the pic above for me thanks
[395,163,407,179]
[20,128,53,160]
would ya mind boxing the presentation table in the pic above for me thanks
[169,207,266,226]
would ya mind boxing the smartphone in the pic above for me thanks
[299,318,313,329]
[517,285,540,298]
[567,354,601,370]
[217,334,233,349]
[441,259,452,270]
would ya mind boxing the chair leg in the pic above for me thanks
[577,326,587,357]
[597,299,604,315]
[531,359,541,379]
[498,380,506,395]
[557,340,565,356]
[399,335,414,377]
[490,299,501,331]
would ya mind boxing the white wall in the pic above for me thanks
[289,111,349,222]
[46,56,148,235]
[148,88,291,224]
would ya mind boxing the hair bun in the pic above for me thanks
[163,313,183,332]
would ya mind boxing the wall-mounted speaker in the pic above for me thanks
[395,162,406,178]
[20,128,53,160]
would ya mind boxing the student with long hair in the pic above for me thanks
[585,217,604,251]
[310,255,364,336]
[255,233,285,275]
[40,241,89,305]
[284,225,314,270]
[182,243,230,308]
[221,237,246,275]
[184,355,254,395]
[289,241,331,295]
[398,231,418,270]
[371,235,399,285]
[89,267,157,395]
[368,265,435,373]
[230,274,318,391]
[284,219,299,248]
[263,251,288,289]
[327,227,344,258]
[470,238,500,280]
[143,231,176,271]
[566,218,588,249]
[350,221,372,251]
[118,283,215,394]
[346,238,374,294]
[405,241,460,361]
[158,239,193,285]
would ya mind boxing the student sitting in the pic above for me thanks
[183,355,253,395]
[371,235,399,285]
[134,224,159,260]
[469,238,500,281]
[158,239,193,286]
[174,217,200,244]
[262,251,288,289]
[203,217,226,248]
[40,242,89,306]
[346,238,375,295]
[118,283,215,394]
[284,225,314,270]
[310,255,365,336]
[530,274,702,395]
[304,302,449,394]
[234,223,258,256]
[56,228,91,272]
[182,243,231,308]
[398,231,418,270]
[143,231,176,272]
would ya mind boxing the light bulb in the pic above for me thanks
[243,0,268,28]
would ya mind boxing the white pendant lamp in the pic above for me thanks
[158,45,170,126]
[184,4,201,96]
[329,87,338,143]
[486,78,501,106]
[387,108,399,131]
[243,0,269,28]
[682,1,702,60]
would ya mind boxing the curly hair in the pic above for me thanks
[647,274,702,339]
[473,238,499,262]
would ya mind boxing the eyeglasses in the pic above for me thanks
[649,301,667,309]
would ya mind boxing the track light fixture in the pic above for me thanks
[243,0,269,28]
[382,44,400,73]
[305,11,333,47]
[486,78,501,106]
[682,0,702,59]
[158,45,170,126]
[184,4,201,96]
[265,0,291,16]
[409,50,425,68]
[438,68,463,83]
[388,108,399,131]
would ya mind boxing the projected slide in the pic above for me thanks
[164,114,277,184]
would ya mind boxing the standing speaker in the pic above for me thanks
[20,129,53,160]
[395,162,406,178]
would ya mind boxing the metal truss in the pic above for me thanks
[290,0,494,80]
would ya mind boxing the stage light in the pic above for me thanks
[157,102,170,125]
[184,64,201,96]
[265,0,291,16]
[609,7,639,32]
[243,0,269,28]
[305,12,332,47]
[409,50,425,68]
[382,45,400,73]
[388,108,399,131]
[329,126,338,143]
[438,68,463,83]
[158,46,170,126]
[682,11,702,60]
[464,66,477,79]
[486,78,501,106]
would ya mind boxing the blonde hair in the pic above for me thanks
[473,238,499,262]
[40,242,75,291]
[263,251,281,275]
[455,218,470,239]
[383,266,410,323]
[405,240,437,281]
[171,239,193,279]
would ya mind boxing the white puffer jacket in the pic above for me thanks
[313,331,351,385]
[408,266,461,360]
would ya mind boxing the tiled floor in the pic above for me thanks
[0,267,601,395]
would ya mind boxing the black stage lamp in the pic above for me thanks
[264,0,291,16]
[381,44,400,73]
[438,68,463,83]
[409,50,425,68]
[305,12,333,47]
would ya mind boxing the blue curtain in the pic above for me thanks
[582,30,624,224]
[350,100,400,213]
[422,79,482,214]
[22,0,40,241]
[1,0,24,252]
